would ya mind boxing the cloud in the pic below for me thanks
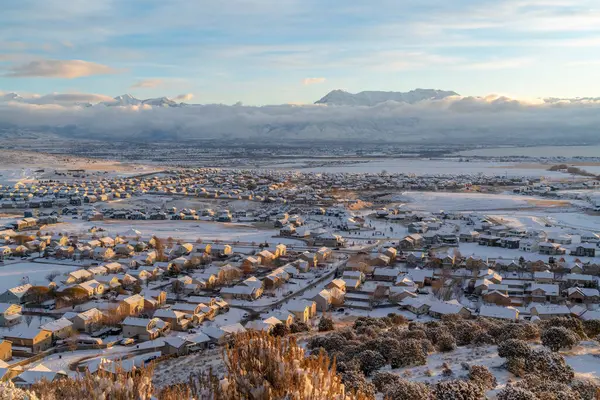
[174,93,194,101]
[5,59,117,78]
[131,79,164,89]
[2,92,600,146]
[303,77,326,85]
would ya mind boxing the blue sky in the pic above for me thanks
[2,0,600,104]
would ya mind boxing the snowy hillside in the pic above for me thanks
[315,88,459,106]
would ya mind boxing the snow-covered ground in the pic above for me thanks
[0,261,79,292]
[280,158,568,178]
[42,219,303,245]
[395,192,569,212]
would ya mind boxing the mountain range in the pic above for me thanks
[315,89,459,106]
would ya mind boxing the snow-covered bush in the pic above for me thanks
[432,379,485,400]
[571,378,600,400]
[356,350,386,376]
[473,332,495,346]
[289,321,310,333]
[308,333,346,353]
[270,322,290,337]
[383,379,432,400]
[468,365,497,390]
[582,319,600,337]
[371,371,401,392]
[340,370,376,398]
[318,316,335,332]
[436,333,457,352]
[523,348,575,382]
[389,339,428,369]
[497,385,537,400]
[540,317,586,339]
[497,339,531,359]
[541,326,579,352]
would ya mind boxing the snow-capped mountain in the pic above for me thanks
[315,89,459,106]
[102,94,143,106]
[102,94,183,107]
[1,92,25,102]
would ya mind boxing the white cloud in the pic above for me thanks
[302,77,326,85]
[174,93,194,101]
[131,79,164,89]
[5,59,117,78]
[1,93,600,145]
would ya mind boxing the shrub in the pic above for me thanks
[356,350,386,376]
[308,333,346,353]
[433,379,485,400]
[318,316,334,332]
[468,365,497,390]
[436,333,457,353]
[540,317,586,338]
[384,379,432,400]
[340,370,376,397]
[372,371,401,392]
[388,313,408,325]
[290,321,310,333]
[270,323,290,337]
[541,326,579,352]
[515,375,576,399]
[473,332,495,346]
[571,379,600,400]
[583,319,600,338]
[498,339,531,359]
[523,348,575,382]
[497,386,537,400]
[389,339,428,369]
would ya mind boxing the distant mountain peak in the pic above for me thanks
[315,88,459,106]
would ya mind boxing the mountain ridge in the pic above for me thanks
[315,88,459,106]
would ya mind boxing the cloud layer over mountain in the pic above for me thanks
[1,89,600,145]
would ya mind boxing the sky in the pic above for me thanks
[1,0,600,105]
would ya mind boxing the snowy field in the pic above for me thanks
[282,159,566,178]
[454,145,600,158]
[393,192,570,212]
[43,219,303,245]
[0,261,79,292]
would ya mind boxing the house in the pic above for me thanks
[482,290,512,306]
[0,340,11,361]
[241,256,259,273]
[327,279,346,292]
[566,287,600,304]
[285,300,316,323]
[12,364,67,387]
[210,244,232,257]
[202,323,246,344]
[77,280,105,296]
[530,304,571,320]
[257,250,275,265]
[153,309,191,331]
[539,242,566,255]
[162,336,189,356]
[373,268,400,282]
[528,283,560,303]
[571,243,596,257]
[119,294,145,316]
[519,239,539,253]
[501,237,521,249]
[0,303,22,326]
[478,235,501,247]
[0,284,32,304]
[533,270,554,283]
[459,231,480,243]
[40,318,74,340]
[65,269,94,284]
[479,305,519,321]
[389,286,417,303]
[3,327,52,353]
[93,247,115,261]
[220,285,262,301]
[400,297,431,315]
[122,317,169,341]
[72,308,104,333]
[428,300,471,319]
